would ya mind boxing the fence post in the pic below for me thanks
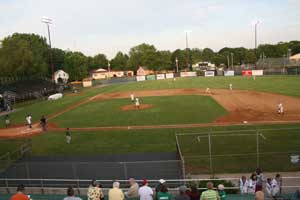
[123,162,128,180]
[181,157,186,181]
[41,179,44,194]
[77,179,80,195]
[5,178,9,194]
[208,133,213,176]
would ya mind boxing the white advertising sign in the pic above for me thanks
[180,72,197,77]
[224,70,235,76]
[205,71,215,77]
[136,76,146,82]
[252,70,263,76]
[165,73,174,79]
[156,74,165,80]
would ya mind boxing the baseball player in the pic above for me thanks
[130,94,135,102]
[135,98,140,109]
[205,88,211,94]
[229,83,233,90]
[26,114,32,128]
[278,102,284,114]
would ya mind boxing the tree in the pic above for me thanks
[191,48,203,64]
[171,49,186,70]
[156,50,172,70]
[89,53,108,70]
[62,52,88,81]
[51,48,66,70]
[127,43,159,71]
[0,33,49,77]
[110,52,129,70]
[202,48,215,62]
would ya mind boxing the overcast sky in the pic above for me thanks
[1,0,300,58]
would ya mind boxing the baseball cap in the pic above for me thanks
[158,179,166,184]
[179,185,187,192]
[142,179,148,185]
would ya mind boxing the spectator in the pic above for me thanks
[66,128,71,144]
[266,177,279,198]
[273,174,282,194]
[255,168,264,192]
[109,181,124,200]
[5,114,10,128]
[64,186,82,200]
[40,115,47,131]
[155,179,166,200]
[125,178,139,198]
[217,184,226,200]
[26,114,32,129]
[157,185,172,200]
[87,180,104,200]
[239,176,249,194]
[255,191,264,200]
[174,185,190,200]
[139,179,153,200]
[248,173,257,194]
[186,185,200,200]
[10,184,30,200]
[200,182,220,200]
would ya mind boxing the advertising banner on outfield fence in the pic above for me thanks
[136,75,146,81]
[242,70,252,76]
[156,74,165,80]
[205,71,215,77]
[165,73,174,79]
[146,75,156,80]
[180,72,197,77]
[224,70,235,76]
[252,70,264,76]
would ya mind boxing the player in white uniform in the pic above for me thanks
[130,94,135,102]
[278,102,284,114]
[229,83,233,90]
[205,88,211,94]
[26,114,32,128]
[135,98,140,109]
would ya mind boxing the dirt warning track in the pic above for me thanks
[1,88,300,138]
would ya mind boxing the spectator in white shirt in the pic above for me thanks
[139,179,153,200]
[248,173,257,194]
[239,176,249,194]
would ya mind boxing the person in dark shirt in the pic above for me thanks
[66,128,71,144]
[40,116,47,131]
[174,185,190,200]
[187,185,200,200]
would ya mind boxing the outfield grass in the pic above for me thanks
[1,76,300,128]
[52,95,227,127]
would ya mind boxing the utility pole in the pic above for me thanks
[175,57,179,73]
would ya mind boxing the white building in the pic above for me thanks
[54,70,69,84]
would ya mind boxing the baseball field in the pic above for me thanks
[1,75,300,174]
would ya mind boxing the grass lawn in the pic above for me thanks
[52,95,227,127]
[1,75,300,128]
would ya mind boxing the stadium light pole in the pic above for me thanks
[41,16,54,84]
[184,30,192,69]
[253,21,260,57]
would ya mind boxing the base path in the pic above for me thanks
[1,88,300,138]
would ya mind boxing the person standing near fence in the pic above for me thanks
[239,176,249,194]
[139,179,153,200]
[174,185,190,200]
[64,186,82,200]
[255,168,264,192]
[26,114,32,129]
[248,173,257,194]
[125,178,139,198]
[157,185,172,200]
[200,182,220,200]
[109,182,124,200]
[5,114,10,128]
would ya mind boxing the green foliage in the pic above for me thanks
[62,52,89,81]
[89,53,108,70]
[110,51,129,70]
[0,33,49,77]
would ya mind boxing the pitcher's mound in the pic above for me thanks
[121,104,153,111]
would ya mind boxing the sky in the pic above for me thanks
[1,0,300,58]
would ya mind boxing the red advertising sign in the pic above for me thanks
[242,70,252,76]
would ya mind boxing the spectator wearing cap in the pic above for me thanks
[155,179,166,200]
[64,186,82,200]
[187,185,200,200]
[139,179,154,200]
[87,180,104,200]
[109,181,124,200]
[10,184,30,200]
[157,184,172,200]
[174,185,190,200]
[200,182,220,200]
[125,178,139,198]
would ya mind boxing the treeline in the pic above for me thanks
[0,33,300,81]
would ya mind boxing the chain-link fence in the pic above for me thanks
[176,128,300,175]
